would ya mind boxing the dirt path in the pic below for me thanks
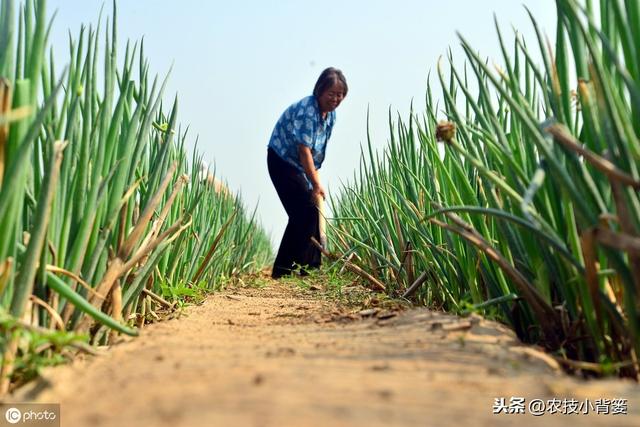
[8,276,640,426]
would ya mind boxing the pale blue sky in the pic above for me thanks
[46,0,557,247]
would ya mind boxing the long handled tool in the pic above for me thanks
[315,194,327,249]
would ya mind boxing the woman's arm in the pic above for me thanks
[298,144,326,199]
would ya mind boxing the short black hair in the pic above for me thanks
[313,67,348,98]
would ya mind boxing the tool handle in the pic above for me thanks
[315,194,327,248]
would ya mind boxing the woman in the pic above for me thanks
[267,67,348,278]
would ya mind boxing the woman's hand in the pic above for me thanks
[312,183,326,201]
[298,144,326,199]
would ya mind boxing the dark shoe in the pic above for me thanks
[271,267,291,279]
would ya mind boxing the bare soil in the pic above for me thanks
[7,274,640,427]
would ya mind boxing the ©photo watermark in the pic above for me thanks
[0,404,59,427]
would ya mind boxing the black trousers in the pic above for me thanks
[267,148,321,278]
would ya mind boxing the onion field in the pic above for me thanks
[1,0,640,402]
[0,0,272,392]
[329,0,640,378]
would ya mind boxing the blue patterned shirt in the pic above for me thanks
[268,95,336,178]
